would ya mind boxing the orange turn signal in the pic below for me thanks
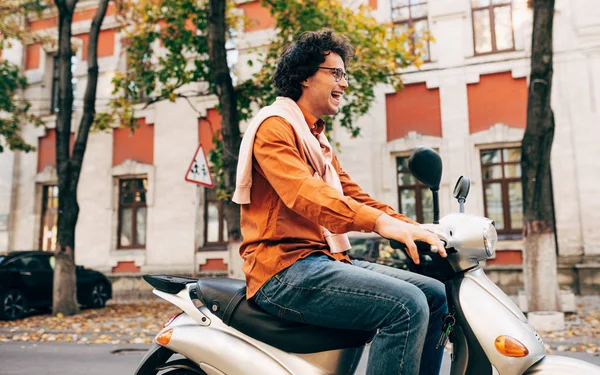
[494,336,529,357]
[156,329,173,345]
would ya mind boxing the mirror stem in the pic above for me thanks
[432,189,440,224]
[459,198,465,213]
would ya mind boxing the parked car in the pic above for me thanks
[0,251,112,320]
[347,234,446,281]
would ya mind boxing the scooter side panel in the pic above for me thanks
[459,276,545,375]
[159,313,364,375]
[523,355,600,374]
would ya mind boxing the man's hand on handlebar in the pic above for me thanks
[374,214,447,265]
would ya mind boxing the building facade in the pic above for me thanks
[1,0,599,294]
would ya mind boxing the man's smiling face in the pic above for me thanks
[298,52,348,119]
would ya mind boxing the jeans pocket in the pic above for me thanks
[254,289,306,324]
[277,305,305,324]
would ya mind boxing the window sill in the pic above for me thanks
[198,244,228,251]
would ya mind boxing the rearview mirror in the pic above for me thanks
[408,146,442,191]
[453,176,470,202]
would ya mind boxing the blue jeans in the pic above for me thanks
[252,254,447,375]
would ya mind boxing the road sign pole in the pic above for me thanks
[193,184,200,278]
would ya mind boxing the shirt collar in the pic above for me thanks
[297,103,325,136]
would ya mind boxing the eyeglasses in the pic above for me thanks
[317,67,349,83]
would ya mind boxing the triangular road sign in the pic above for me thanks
[185,144,214,187]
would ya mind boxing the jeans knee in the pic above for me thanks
[386,287,429,329]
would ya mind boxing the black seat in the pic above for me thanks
[196,278,375,354]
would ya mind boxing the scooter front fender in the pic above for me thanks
[523,355,600,374]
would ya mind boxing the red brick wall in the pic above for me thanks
[238,1,276,32]
[25,44,41,70]
[199,258,227,272]
[76,29,116,60]
[198,109,222,154]
[386,83,442,141]
[487,250,523,265]
[112,261,141,273]
[467,72,528,134]
[37,129,75,173]
[112,118,154,166]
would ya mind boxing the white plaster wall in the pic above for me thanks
[0,151,15,250]
[144,99,198,272]
[74,129,113,268]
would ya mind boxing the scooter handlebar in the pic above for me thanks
[390,239,434,253]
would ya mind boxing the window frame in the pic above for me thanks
[202,187,228,249]
[480,146,523,238]
[117,177,148,250]
[396,156,434,224]
[390,0,431,62]
[471,0,516,56]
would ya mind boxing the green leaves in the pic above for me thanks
[251,0,430,135]
[0,60,42,152]
[110,0,430,194]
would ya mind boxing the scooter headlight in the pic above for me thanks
[483,221,497,257]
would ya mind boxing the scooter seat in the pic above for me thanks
[196,278,375,354]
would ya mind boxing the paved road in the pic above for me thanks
[1,342,598,374]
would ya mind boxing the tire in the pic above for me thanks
[87,282,109,308]
[0,289,28,320]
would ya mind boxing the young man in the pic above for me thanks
[233,29,448,375]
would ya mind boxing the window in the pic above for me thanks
[118,178,148,249]
[390,0,431,61]
[480,147,522,236]
[471,0,515,55]
[204,188,227,247]
[40,185,58,251]
[397,156,433,223]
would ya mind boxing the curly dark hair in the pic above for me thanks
[273,29,354,101]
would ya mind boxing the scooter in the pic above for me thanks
[134,146,600,375]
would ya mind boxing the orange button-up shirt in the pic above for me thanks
[240,104,416,299]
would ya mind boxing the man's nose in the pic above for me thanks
[338,76,349,89]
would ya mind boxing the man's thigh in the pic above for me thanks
[253,254,427,331]
[351,259,446,307]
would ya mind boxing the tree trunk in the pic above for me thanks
[521,0,560,313]
[52,0,109,316]
[207,0,241,242]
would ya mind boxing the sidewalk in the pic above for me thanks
[0,296,598,356]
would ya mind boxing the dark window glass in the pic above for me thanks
[397,156,433,223]
[118,178,148,249]
[204,187,227,246]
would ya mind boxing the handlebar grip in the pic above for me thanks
[390,239,435,254]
